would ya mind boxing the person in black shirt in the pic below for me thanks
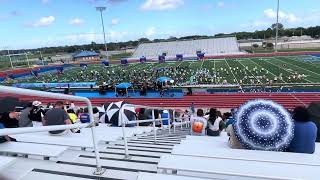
[0,112,19,128]
[29,101,45,127]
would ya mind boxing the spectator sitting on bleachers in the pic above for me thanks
[29,101,45,127]
[0,111,19,128]
[67,109,78,123]
[206,108,224,136]
[0,123,16,143]
[79,108,90,124]
[43,101,73,136]
[225,109,236,128]
[190,109,207,136]
[19,102,33,127]
[288,106,317,154]
[138,108,151,126]
[154,109,162,128]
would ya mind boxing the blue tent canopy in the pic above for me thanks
[157,77,173,83]
[115,83,132,89]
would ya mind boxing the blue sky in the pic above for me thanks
[0,0,319,49]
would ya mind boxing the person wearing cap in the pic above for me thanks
[29,101,45,127]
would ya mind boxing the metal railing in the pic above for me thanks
[0,85,105,175]
[119,104,190,159]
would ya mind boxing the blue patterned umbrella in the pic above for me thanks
[234,99,294,151]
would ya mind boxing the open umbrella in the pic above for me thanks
[106,101,136,127]
[234,99,294,151]
[0,97,23,113]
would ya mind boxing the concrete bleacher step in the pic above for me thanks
[0,156,16,171]
[113,144,173,150]
[117,141,175,147]
[129,139,181,144]
[137,172,211,180]
[4,158,136,180]
[22,171,96,180]
[4,126,190,180]
[137,137,184,142]
[99,150,163,159]
[0,142,68,159]
[58,157,157,173]
[79,154,159,164]
[106,146,172,154]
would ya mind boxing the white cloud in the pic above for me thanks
[141,0,184,11]
[145,26,156,36]
[217,1,225,8]
[69,18,85,25]
[264,9,300,23]
[29,16,55,27]
[111,18,120,25]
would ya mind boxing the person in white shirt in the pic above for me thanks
[207,108,224,136]
[190,109,207,136]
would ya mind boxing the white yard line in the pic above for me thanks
[177,60,184,67]
[262,57,314,83]
[281,56,320,72]
[268,57,315,83]
[273,56,320,76]
[200,59,205,69]
[263,59,314,83]
[247,58,288,84]
[224,59,240,85]
[238,58,259,82]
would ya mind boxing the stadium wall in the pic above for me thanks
[0,64,73,80]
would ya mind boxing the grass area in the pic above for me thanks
[105,52,133,63]
[253,48,320,53]
[3,55,320,89]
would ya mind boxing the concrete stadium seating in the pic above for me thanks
[132,37,242,58]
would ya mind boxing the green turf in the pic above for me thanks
[3,55,320,87]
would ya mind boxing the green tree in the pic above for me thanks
[252,44,259,48]
[266,43,274,49]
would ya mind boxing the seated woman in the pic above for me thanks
[206,108,224,136]
[190,109,207,136]
[288,106,317,154]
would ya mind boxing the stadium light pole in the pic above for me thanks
[7,49,14,69]
[96,6,108,60]
[25,52,30,68]
[275,0,280,52]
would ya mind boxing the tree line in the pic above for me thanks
[1,24,320,56]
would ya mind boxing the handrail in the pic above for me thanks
[0,85,105,175]
[0,123,90,136]
[119,103,184,158]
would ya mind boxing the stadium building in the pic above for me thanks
[72,51,100,61]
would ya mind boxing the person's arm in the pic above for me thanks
[63,111,74,132]
[42,113,47,126]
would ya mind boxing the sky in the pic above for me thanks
[0,0,319,49]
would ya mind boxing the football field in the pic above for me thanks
[7,55,320,87]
